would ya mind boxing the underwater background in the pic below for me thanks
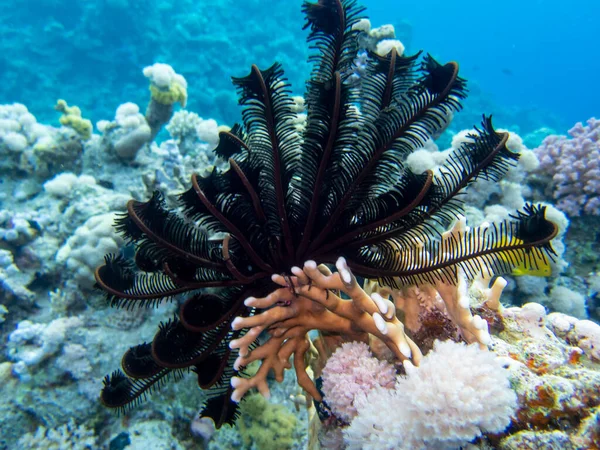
[0,0,599,449]
[3,0,600,143]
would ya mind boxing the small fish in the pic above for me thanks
[501,68,513,76]
[498,235,552,277]
[511,261,551,277]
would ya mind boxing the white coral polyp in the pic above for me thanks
[344,340,517,450]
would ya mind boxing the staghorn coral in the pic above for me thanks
[94,0,559,430]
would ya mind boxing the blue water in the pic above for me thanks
[1,0,597,137]
[366,0,600,134]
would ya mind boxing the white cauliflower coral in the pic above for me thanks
[55,213,124,288]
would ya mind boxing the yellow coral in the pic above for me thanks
[55,99,92,140]
[149,82,187,108]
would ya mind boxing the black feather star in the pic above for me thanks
[95,0,558,427]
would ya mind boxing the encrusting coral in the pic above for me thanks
[94,0,560,434]
[17,418,97,450]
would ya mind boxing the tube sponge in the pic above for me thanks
[344,340,517,450]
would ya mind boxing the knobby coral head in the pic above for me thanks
[93,0,558,428]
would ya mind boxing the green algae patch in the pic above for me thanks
[237,393,298,450]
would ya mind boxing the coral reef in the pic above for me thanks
[0,66,219,449]
[86,1,559,438]
[166,110,222,155]
[310,300,600,449]
[93,0,560,432]
[55,100,93,141]
[0,103,83,178]
[96,102,151,160]
[143,63,188,140]
[0,1,597,449]
[17,419,97,450]
[492,303,600,449]
[7,316,84,381]
[0,248,36,304]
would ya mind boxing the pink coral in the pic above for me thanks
[321,341,396,422]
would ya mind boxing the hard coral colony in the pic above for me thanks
[95,0,559,441]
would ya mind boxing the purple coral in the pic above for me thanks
[534,118,600,216]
